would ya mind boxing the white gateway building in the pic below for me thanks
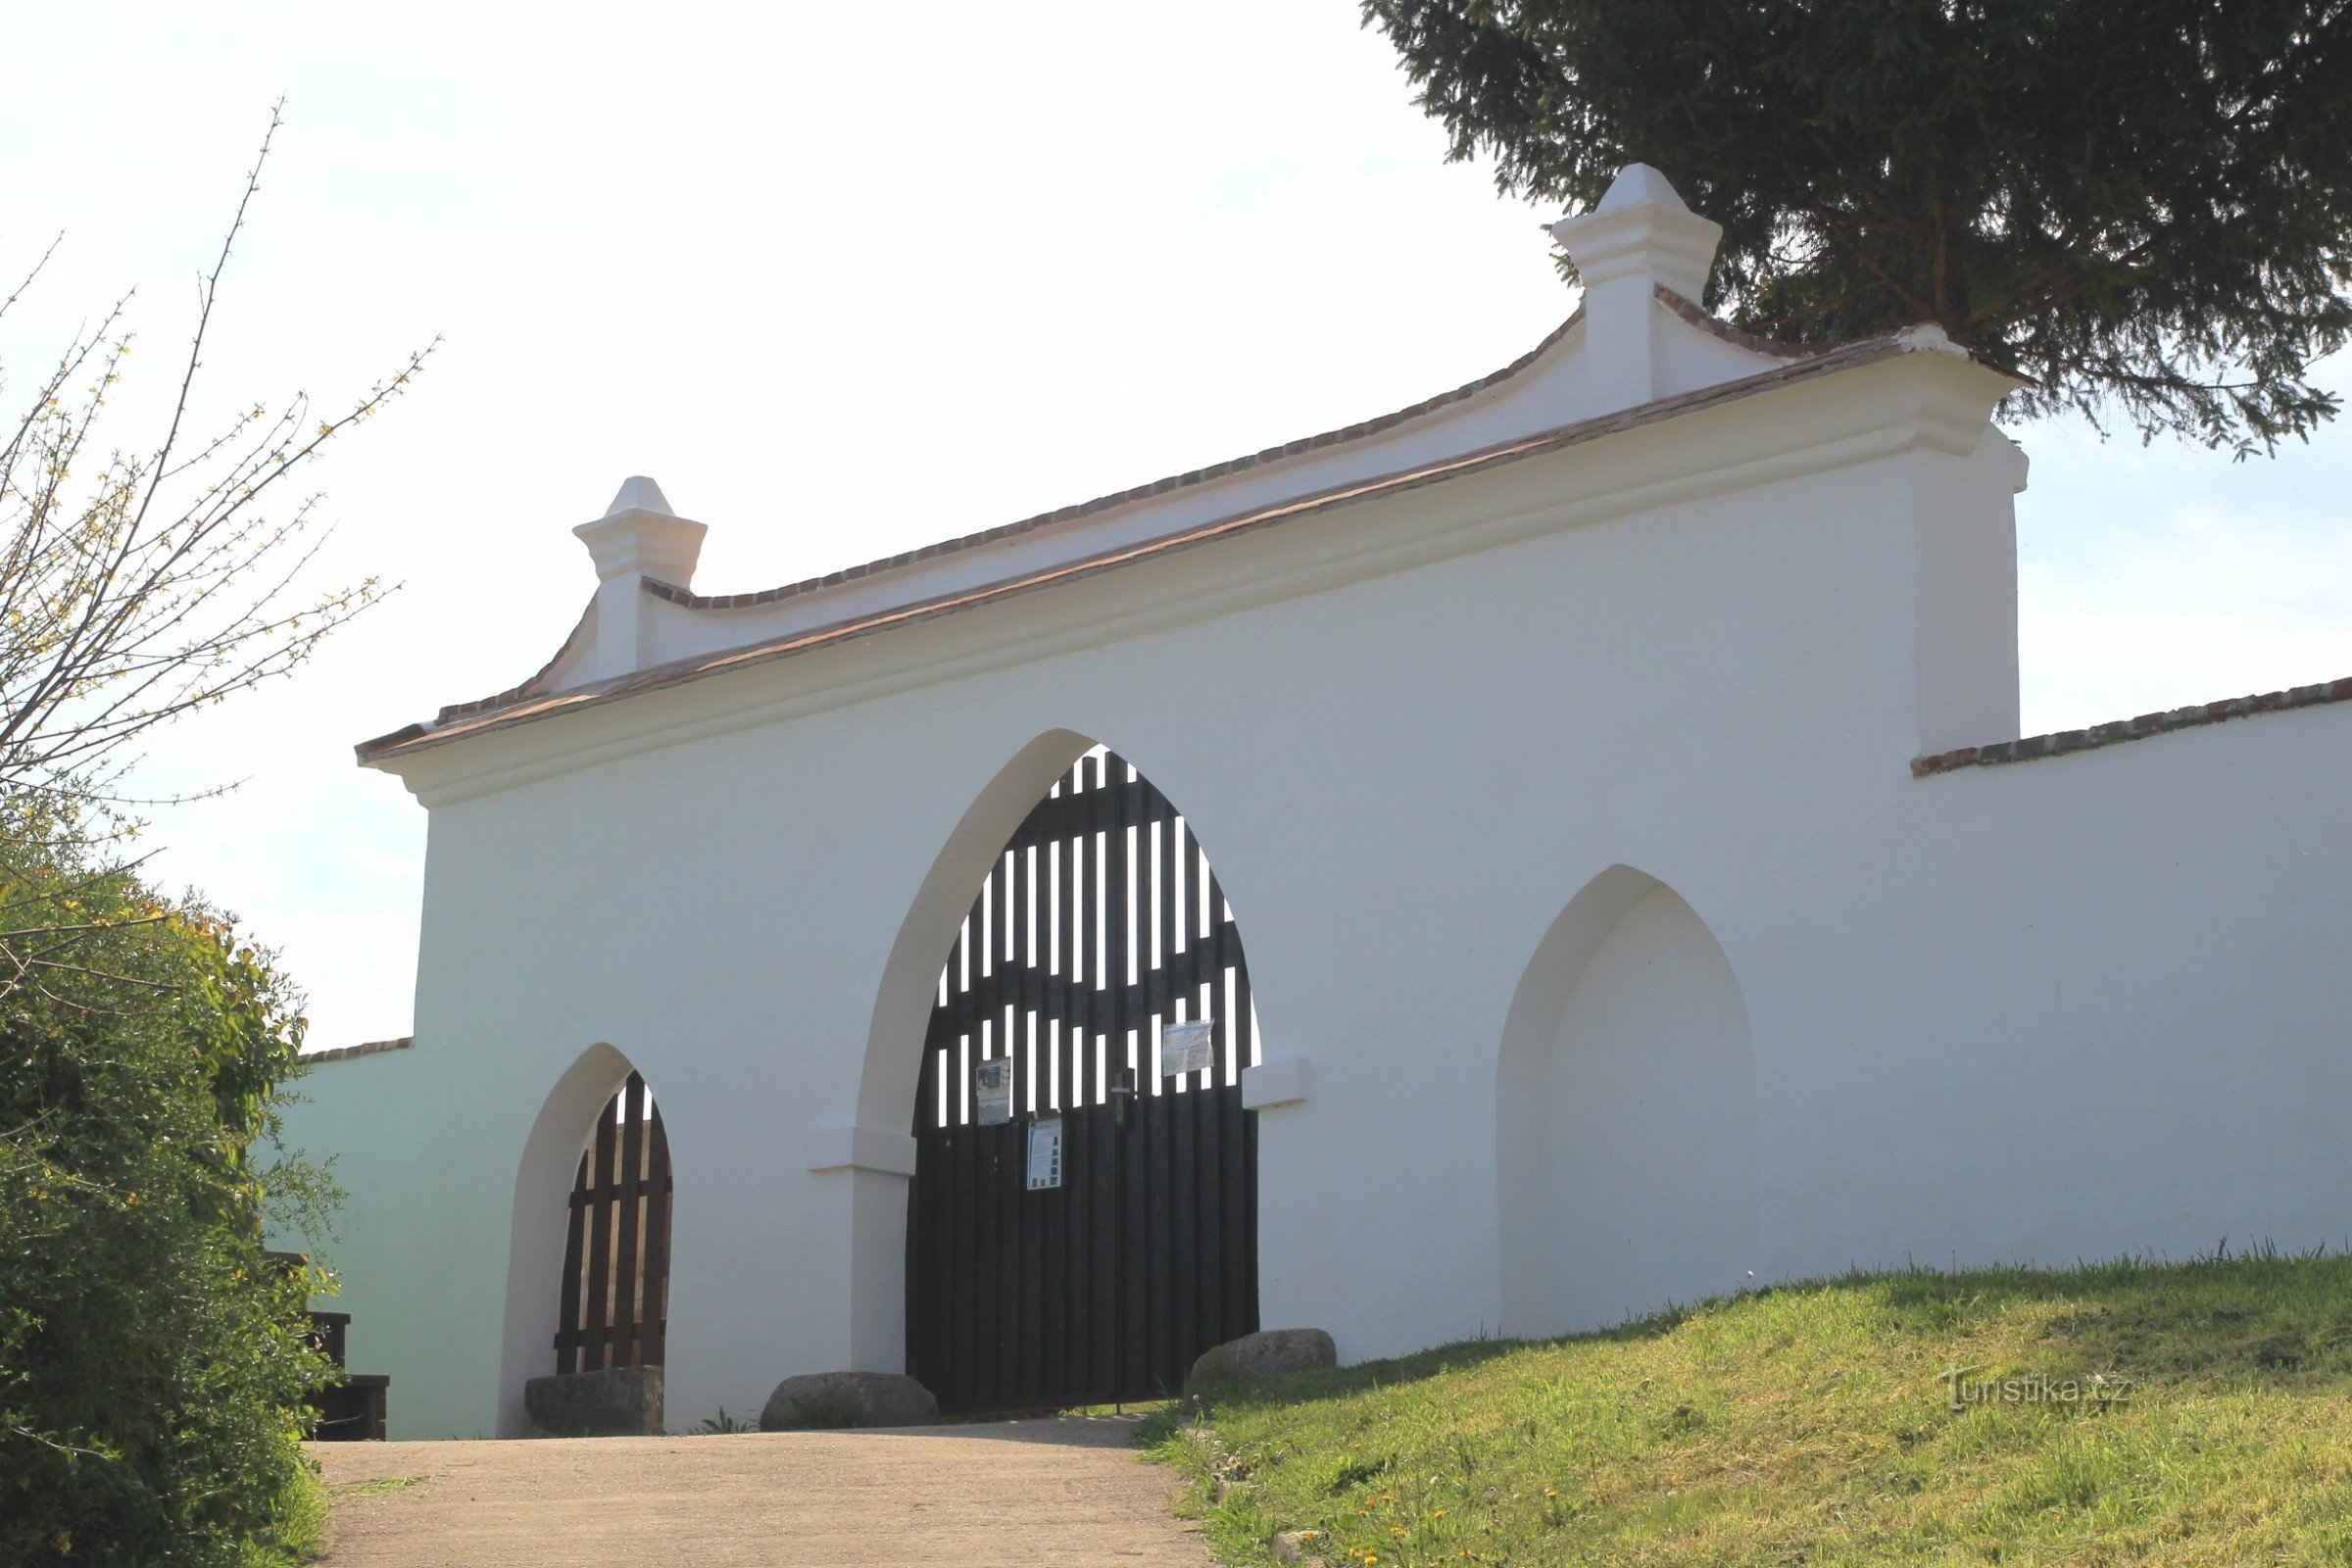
[288,169,2352,1441]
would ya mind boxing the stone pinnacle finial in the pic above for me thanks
[1593,163,1692,216]
[573,476,709,681]
[1548,164,1722,304]
[606,475,675,517]
[1549,165,1727,414]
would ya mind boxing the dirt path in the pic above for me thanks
[310,1417,1211,1567]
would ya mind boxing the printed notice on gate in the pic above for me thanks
[1160,1018,1215,1078]
[975,1057,1012,1126]
[1026,1118,1063,1190]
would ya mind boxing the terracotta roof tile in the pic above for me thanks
[640,309,1593,618]
[303,1036,415,1063]
[1912,676,2352,776]
[1651,287,1822,359]
[434,601,595,724]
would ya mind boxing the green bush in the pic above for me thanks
[0,817,336,1566]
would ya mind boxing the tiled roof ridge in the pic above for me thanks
[435,599,595,724]
[418,294,1837,726]
[304,1035,414,1063]
[1913,676,2352,776]
[1651,286,1824,359]
[358,327,1923,764]
[646,309,1590,615]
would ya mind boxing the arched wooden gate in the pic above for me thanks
[906,749,1261,1414]
[554,1072,674,1374]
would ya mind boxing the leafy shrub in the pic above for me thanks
[0,815,336,1566]
[688,1405,760,1435]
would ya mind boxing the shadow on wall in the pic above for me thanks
[1497,866,1759,1340]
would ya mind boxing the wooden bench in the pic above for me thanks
[267,1254,393,1442]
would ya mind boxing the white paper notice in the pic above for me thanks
[1160,1018,1215,1078]
[975,1057,1012,1126]
[1026,1118,1063,1190]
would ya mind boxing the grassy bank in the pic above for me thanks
[1146,1252,2352,1565]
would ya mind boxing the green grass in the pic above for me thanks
[1143,1251,2352,1566]
[329,1473,436,1498]
[239,1463,331,1567]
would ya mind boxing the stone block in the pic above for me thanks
[760,1370,942,1431]
[523,1364,663,1438]
[1186,1327,1338,1394]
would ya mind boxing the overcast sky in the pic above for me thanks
[2,3,2346,1050]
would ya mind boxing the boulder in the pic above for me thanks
[523,1365,663,1437]
[1185,1327,1338,1394]
[760,1370,942,1431]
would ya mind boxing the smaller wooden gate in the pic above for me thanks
[554,1072,674,1373]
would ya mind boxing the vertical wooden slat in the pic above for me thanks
[1089,751,1123,1403]
[612,1074,646,1367]
[1013,834,1043,1404]
[1116,761,1150,1397]
[640,1108,673,1365]
[556,1151,589,1373]
[1148,789,1185,1392]
[1193,852,1225,1361]
[1074,763,1096,1390]
[1042,798,1076,1402]
[583,1095,619,1371]
[951,915,982,1412]
[1212,872,1251,1346]
[972,865,1004,1414]
[1175,810,1203,1298]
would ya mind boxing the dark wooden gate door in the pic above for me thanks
[906,749,1260,1415]
[555,1072,673,1374]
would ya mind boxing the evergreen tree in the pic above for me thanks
[1363,0,2352,453]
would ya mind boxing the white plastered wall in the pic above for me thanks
[288,339,2352,1438]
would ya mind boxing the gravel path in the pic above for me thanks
[310,1417,1211,1566]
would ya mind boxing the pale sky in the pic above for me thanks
[3,3,2346,1050]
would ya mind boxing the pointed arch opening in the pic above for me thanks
[1496,867,1758,1340]
[496,1044,675,1436]
[888,740,1267,1414]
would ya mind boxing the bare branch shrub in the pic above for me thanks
[0,102,429,834]
[0,101,429,996]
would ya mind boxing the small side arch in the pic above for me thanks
[1496,866,1758,1339]
[496,1042,658,1436]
